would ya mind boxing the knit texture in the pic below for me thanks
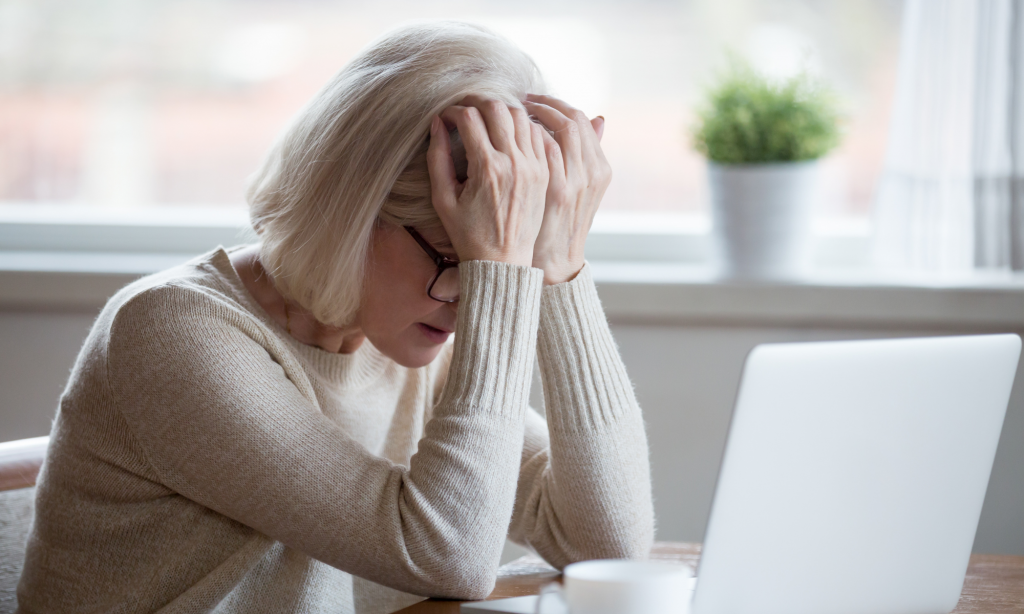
[15,247,654,614]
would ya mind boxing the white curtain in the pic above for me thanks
[874,0,1024,272]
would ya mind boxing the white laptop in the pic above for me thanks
[464,334,1020,614]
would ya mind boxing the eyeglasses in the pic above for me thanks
[404,226,460,302]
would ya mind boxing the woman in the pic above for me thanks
[17,21,654,614]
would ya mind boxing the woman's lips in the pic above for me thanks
[417,322,451,344]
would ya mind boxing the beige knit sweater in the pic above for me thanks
[16,246,654,614]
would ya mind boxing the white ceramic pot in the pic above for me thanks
[708,160,819,280]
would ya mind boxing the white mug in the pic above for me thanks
[535,559,694,614]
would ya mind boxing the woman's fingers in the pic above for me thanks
[522,99,573,133]
[591,115,605,142]
[426,115,458,217]
[439,105,492,177]
[530,122,546,161]
[523,100,578,174]
[525,93,584,124]
[458,94,517,156]
[541,129,566,193]
[527,92,603,149]
[508,105,536,157]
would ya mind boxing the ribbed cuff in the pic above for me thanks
[537,262,639,432]
[436,260,544,418]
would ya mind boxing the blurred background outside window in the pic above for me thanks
[0,0,902,231]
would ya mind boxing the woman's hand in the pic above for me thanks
[523,94,611,285]
[427,96,550,268]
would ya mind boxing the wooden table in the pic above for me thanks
[395,542,1024,614]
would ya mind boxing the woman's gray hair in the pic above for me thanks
[246,20,544,327]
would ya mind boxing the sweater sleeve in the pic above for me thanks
[104,260,542,601]
[506,263,655,569]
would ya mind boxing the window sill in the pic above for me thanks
[0,251,195,311]
[3,251,1024,329]
[2,207,1020,328]
[590,261,1024,329]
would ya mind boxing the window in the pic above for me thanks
[0,0,902,248]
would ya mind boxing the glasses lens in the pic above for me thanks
[430,266,460,302]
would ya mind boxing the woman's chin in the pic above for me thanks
[382,339,447,369]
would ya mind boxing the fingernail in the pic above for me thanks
[430,115,440,135]
[597,115,605,121]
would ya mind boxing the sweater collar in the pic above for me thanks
[209,245,392,389]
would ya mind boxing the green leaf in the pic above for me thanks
[691,58,843,164]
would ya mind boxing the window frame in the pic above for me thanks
[0,206,871,270]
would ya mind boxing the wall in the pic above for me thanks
[0,309,95,439]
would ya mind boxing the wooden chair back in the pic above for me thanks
[0,436,49,614]
[0,437,48,492]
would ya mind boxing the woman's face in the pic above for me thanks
[355,222,459,368]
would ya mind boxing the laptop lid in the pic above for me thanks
[691,334,1020,614]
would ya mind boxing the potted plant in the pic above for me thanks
[692,61,842,280]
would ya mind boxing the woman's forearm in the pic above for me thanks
[508,263,655,569]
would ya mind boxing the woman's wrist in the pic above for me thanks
[458,247,537,268]
[543,267,583,286]
[533,256,585,285]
